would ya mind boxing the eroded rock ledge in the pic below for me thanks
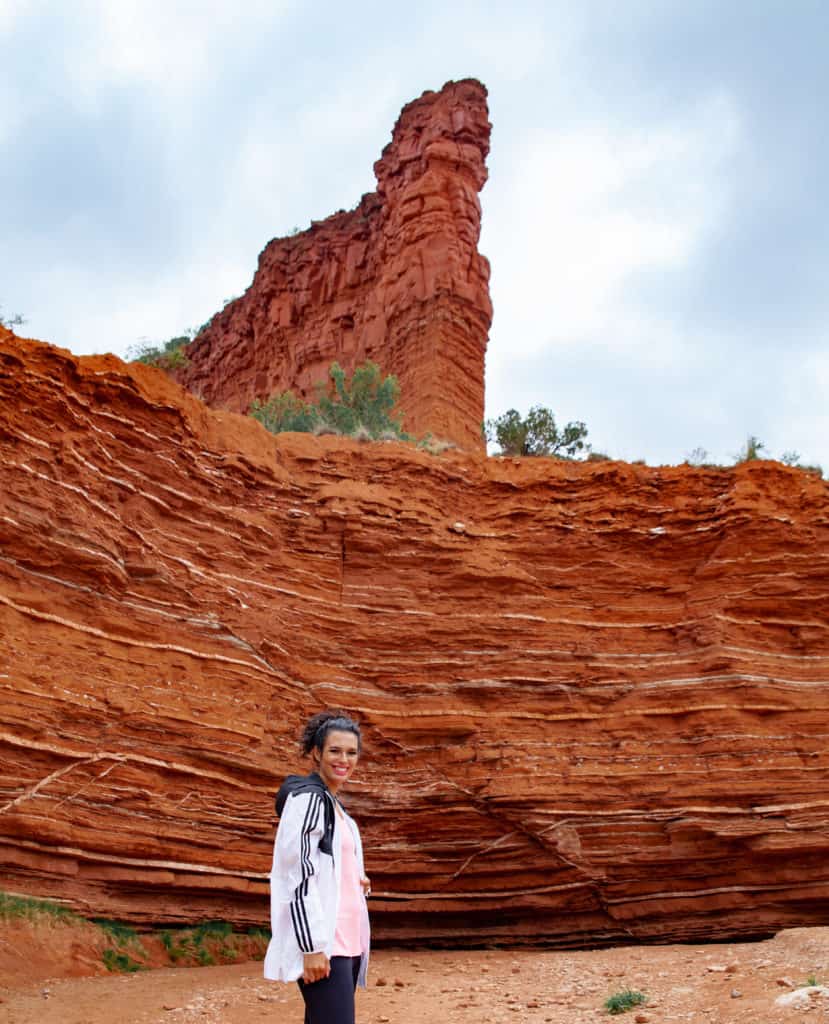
[177,79,492,451]
[2,328,829,946]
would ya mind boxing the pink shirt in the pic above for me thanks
[332,817,363,956]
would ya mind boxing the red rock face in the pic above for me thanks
[177,79,492,451]
[3,328,829,948]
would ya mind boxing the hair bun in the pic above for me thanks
[300,709,362,755]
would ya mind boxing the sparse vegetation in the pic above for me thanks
[0,893,268,972]
[102,947,145,973]
[316,361,406,438]
[0,306,26,330]
[778,450,824,477]
[157,920,262,967]
[604,988,647,1014]
[95,916,148,972]
[249,390,318,433]
[250,360,409,441]
[93,918,140,945]
[733,434,767,462]
[417,433,457,455]
[684,446,715,467]
[127,332,193,371]
[681,439,823,477]
[732,436,824,476]
[486,406,590,458]
[193,920,233,941]
[0,891,80,922]
[159,928,190,963]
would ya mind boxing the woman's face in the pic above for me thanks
[315,729,360,794]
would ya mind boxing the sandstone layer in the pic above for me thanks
[176,79,492,451]
[2,328,829,947]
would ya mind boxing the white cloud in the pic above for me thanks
[483,91,742,365]
[459,14,551,83]
[25,252,253,358]
[64,0,293,111]
[771,345,829,471]
[228,72,402,233]
[4,1,826,472]
[0,0,26,35]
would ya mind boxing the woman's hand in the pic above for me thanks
[302,951,330,983]
[360,875,371,898]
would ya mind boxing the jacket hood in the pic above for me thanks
[274,771,328,817]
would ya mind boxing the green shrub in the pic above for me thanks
[250,361,408,441]
[604,989,646,1014]
[196,947,214,966]
[192,920,233,942]
[729,438,823,476]
[158,921,247,967]
[486,406,590,458]
[93,918,139,946]
[249,391,318,433]
[102,947,144,973]
[159,929,191,962]
[316,361,405,438]
[127,333,193,371]
[733,434,766,463]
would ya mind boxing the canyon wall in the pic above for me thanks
[2,328,829,947]
[176,79,492,451]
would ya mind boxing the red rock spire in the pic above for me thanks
[177,79,492,449]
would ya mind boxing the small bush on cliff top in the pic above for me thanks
[250,390,319,433]
[732,433,767,463]
[0,306,26,330]
[250,360,409,441]
[486,406,590,458]
[127,332,194,371]
[319,361,405,437]
[725,436,823,476]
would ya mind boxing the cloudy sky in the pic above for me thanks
[2,1,827,469]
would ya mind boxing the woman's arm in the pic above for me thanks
[274,790,330,970]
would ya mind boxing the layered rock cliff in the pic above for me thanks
[176,79,492,451]
[2,328,828,947]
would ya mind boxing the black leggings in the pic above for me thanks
[297,955,361,1024]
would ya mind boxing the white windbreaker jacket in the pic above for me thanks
[263,779,370,985]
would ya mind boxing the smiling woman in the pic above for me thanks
[264,710,371,1024]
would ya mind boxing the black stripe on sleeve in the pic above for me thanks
[290,793,323,952]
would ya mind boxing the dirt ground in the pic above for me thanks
[2,927,829,1023]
